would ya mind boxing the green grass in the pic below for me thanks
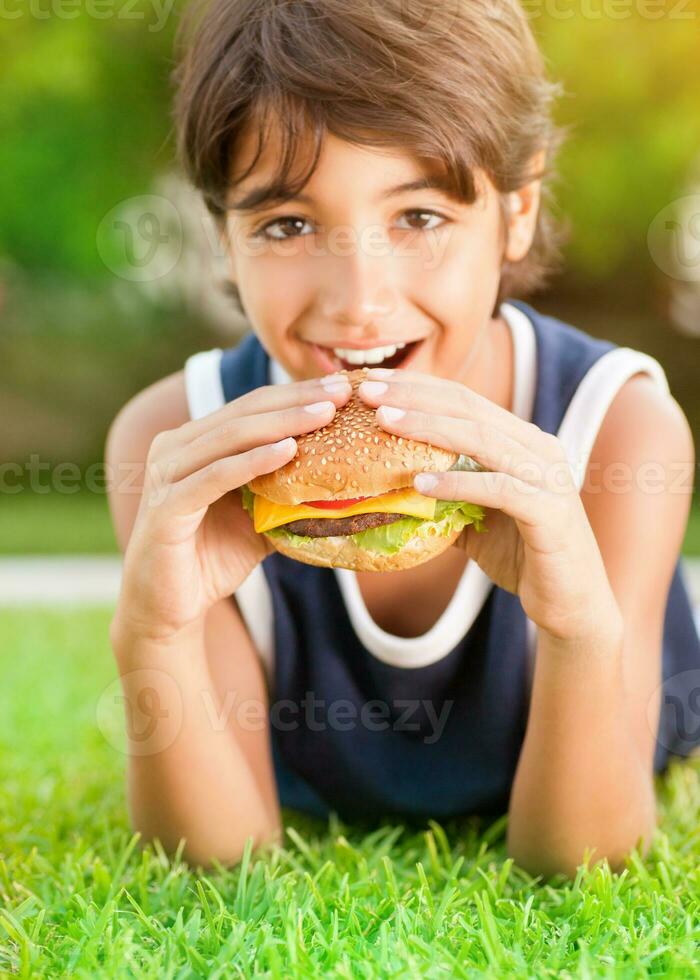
[2,491,700,557]
[2,608,700,975]
[0,490,117,555]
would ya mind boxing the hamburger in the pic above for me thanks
[240,368,485,571]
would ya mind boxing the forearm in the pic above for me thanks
[109,615,279,867]
[507,621,657,880]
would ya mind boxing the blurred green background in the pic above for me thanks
[1,1,699,554]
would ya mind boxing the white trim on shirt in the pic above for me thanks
[328,302,534,668]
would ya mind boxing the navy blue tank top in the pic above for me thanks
[210,301,700,821]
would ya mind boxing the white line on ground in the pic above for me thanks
[0,556,123,607]
[0,557,699,632]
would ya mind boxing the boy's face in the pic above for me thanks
[223,124,536,383]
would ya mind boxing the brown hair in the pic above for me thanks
[172,0,565,307]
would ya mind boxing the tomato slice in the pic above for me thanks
[306,496,371,509]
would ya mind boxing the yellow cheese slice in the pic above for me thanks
[253,486,437,534]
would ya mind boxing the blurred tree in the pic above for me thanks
[0,4,179,279]
[533,6,700,291]
[1,3,699,293]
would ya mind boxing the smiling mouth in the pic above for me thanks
[314,338,424,371]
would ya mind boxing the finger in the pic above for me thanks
[358,372,559,459]
[376,406,548,485]
[155,399,341,485]
[148,438,299,521]
[412,469,546,527]
[176,373,352,446]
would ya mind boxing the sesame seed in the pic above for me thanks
[385,461,391,468]
[334,472,341,481]
[321,457,327,465]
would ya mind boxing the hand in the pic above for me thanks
[114,374,353,642]
[358,368,622,643]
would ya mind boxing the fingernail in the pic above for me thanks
[271,437,296,452]
[359,381,388,397]
[320,373,347,383]
[365,368,395,379]
[378,405,405,423]
[304,400,334,414]
[322,381,351,394]
[414,473,438,492]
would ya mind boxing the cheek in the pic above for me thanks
[408,220,502,311]
[236,255,309,327]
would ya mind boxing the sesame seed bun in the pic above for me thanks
[248,367,458,506]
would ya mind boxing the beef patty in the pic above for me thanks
[281,511,405,538]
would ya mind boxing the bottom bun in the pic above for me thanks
[264,520,463,571]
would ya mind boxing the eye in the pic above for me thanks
[396,209,448,231]
[256,216,314,240]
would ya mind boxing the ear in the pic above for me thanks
[504,149,546,264]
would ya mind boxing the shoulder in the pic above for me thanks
[111,367,189,430]
[106,368,190,468]
[105,369,190,550]
[582,371,694,601]
[588,371,694,495]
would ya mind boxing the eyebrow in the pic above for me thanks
[228,175,462,213]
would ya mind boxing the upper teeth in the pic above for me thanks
[332,342,406,365]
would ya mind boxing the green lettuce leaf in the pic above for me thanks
[240,484,255,517]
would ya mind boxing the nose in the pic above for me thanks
[318,242,398,331]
